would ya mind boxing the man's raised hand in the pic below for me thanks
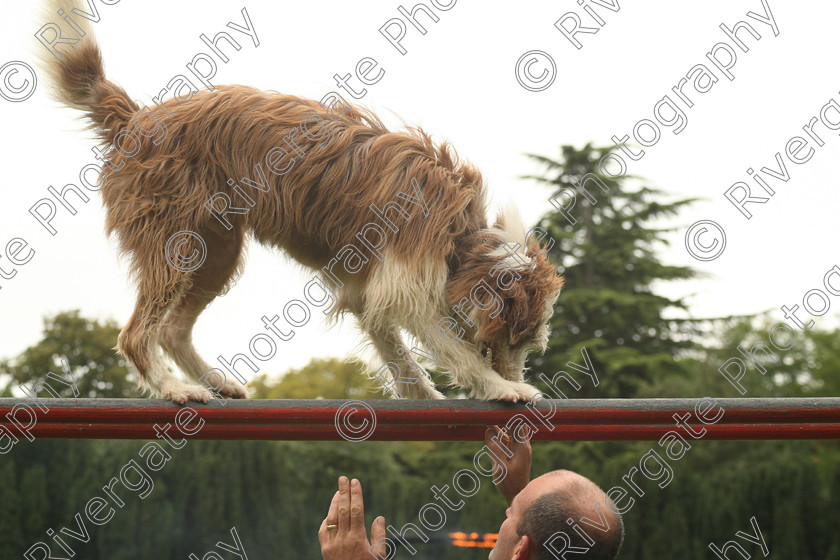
[319,476,387,560]
[485,425,532,506]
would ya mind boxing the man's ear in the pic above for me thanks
[512,534,531,560]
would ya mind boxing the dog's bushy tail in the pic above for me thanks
[37,0,138,144]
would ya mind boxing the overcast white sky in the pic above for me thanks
[1,0,838,388]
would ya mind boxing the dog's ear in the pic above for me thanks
[447,249,503,341]
[507,255,564,347]
[505,286,531,346]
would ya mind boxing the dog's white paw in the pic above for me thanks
[423,387,446,400]
[218,380,249,399]
[474,380,540,403]
[398,383,446,400]
[162,382,213,405]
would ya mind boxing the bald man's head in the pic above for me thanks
[515,470,623,559]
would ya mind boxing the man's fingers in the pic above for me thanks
[486,425,516,457]
[485,425,503,448]
[318,518,329,547]
[349,478,365,533]
[338,476,351,532]
[485,427,504,463]
[370,516,387,556]
[326,490,340,526]
[484,427,496,447]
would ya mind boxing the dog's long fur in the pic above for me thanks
[39,0,564,403]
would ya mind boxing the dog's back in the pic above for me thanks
[101,86,486,274]
[39,15,487,277]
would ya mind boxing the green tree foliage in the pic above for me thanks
[19,464,49,541]
[0,461,25,557]
[1,310,135,398]
[250,357,384,399]
[645,314,838,400]
[0,377,13,397]
[524,143,711,398]
[795,326,840,395]
[3,434,839,559]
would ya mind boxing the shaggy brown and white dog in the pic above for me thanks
[39,0,564,404]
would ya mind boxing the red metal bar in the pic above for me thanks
[5,403,840,425]
[1,398,839,441]
[13,422,840,441]
[3,398,839,423]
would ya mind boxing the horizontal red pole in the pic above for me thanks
[1,398,839,423]
[9,423,840,441]
[1,398,839,440]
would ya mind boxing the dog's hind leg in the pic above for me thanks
[118,275,213,405]
[366,327,445,399]
[158,227,248,399]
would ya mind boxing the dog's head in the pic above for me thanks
[448,207,564,379]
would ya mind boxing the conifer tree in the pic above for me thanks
[524,143,703,398]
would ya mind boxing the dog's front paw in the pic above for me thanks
[398,383,446,400]
[474,380,540,403]
[218,380,249,399]
[162,382,213,405]
[422,387,446,400]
